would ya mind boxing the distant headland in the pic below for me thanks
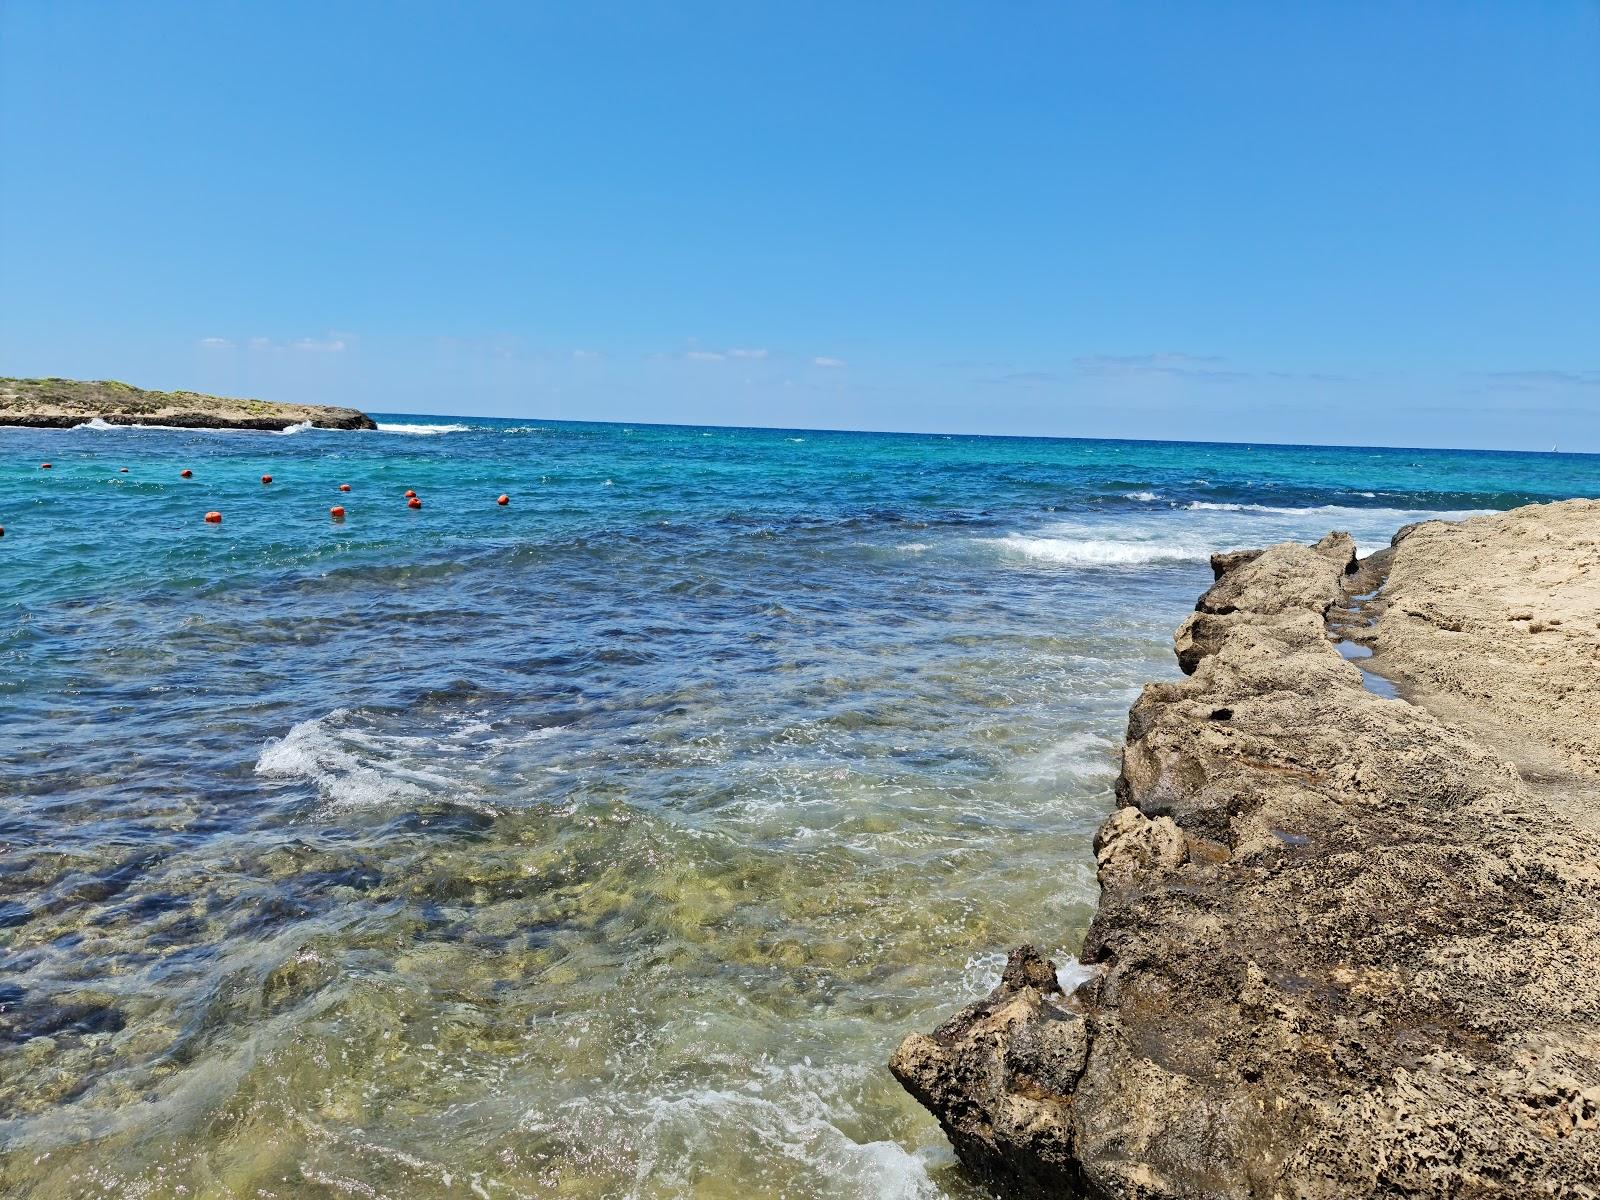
[0,377,376,431]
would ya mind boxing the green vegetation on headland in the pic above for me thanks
[0,377,376,431]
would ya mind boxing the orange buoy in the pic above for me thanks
[203,511,222,524]
[339,483,351,492]
[40,463,51,470]
[330,505,346,520]
[404,489,417,499]
[407,497,422,510]
[180,469,193,478]
[261,474,273,485]
[497,494,509,506]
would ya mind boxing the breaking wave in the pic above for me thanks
[987,533,1208,567]
[254,708,561,809]
[375,422,472,435]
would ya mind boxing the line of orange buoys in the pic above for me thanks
[8,459,511,530]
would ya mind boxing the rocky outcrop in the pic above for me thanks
[0,377,377,430]
[892,946,1092,1196]
[892,506,1600,1198]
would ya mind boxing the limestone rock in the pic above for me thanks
[893,506,1600,1197]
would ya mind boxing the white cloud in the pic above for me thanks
[1073,352,1245,382]
[685,350,726,362]
[812,356,847,368]
[572,348,602,360]
[727,348,768,359]
[210,332,354,353]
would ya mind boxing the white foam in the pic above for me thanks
[70,417,317,434]
[1184,500,1259,512]
[375,422,471,435]
[533,1061,943,1200]
[1057,955,1101,996]
[71,417,192,431]
[256,710,427,807]
[988,533,1208,566]
[1185,500,1486,521]
[1015,731,1117,783]
[1123,490,1160,502]
[255,709,564,808]
[897,542,931,554]
[960,950,1009,998]
[963,948,1099,1001]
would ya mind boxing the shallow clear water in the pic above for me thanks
[2,417,1594,1198]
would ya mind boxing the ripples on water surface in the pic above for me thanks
[2,416,1594,1198]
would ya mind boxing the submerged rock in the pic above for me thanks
[893,503,1600,1197]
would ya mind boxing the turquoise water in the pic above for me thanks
[2,416,1595,1198]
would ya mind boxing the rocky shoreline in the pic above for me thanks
[893,500,1600,1198]
[0,377,376,431]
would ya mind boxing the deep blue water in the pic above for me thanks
[1,415,1595,1198]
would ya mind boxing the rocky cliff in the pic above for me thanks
[0,377,376,431]
[892,500,1600,1198]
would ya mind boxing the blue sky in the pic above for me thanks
[2,2,1596,450]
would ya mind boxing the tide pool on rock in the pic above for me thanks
[1,418,1597,1199]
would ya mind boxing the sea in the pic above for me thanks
[2,415,1596,1199]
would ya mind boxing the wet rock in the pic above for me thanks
[1000,944,1062,995]
[889,946,1089,1197]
